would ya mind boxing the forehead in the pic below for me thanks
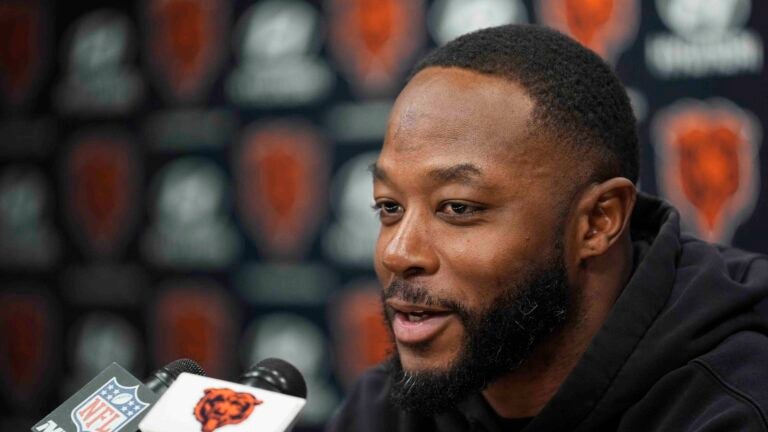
[379,67,555,181]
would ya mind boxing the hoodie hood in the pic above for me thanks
[529,192,768,431]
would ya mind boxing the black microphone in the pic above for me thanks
[32,359,205,432]
[239,357,308,398]
[144,358,207,395]
[139,358,308,432]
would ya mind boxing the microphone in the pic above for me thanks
[239,357,308,398]
[139,358,307,432]
[32,359,205,432]
[145,358,207,395]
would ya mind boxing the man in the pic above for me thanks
[328,24,768,431]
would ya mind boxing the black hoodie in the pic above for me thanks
[328,194,768,431]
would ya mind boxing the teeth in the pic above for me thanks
[408,312,427,322]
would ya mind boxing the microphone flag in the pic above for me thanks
[32,363,160,432]
[138,372,306,432]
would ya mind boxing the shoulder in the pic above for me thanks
[693,331,768,426]
[622,331,768,431]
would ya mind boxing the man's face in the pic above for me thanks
[373,67,573,410]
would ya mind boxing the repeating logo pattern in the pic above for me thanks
[70,313,143,385]
[329,282,392,389]
[227,0,332,107]
[241,313,339,423]
[0,166,59,268]
[0,288,55,409]
[236,120,328,259]
[142,157,240,268]
[65,132,139,257]
[653,99,762,243]
[327,0,425,96]
[646,0,763,77]
[536,0,639,64]
[428,0,528,46]
[144,0,228,103]
[323,151,380,268]
[71,377,149,432]
[55,9,144,114]
[0,0,46,110]
[152,281,237,378]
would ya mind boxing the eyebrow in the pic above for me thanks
[428,163,483,184]
[370,162,484,185]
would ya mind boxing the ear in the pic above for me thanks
[574,178,636,261]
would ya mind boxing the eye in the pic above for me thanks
[372,200,403,223]
[438,201,485,218]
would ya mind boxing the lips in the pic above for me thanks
[386,299,456,345]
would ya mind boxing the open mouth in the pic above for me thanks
[386,299,456,345]
[398,309,451,322]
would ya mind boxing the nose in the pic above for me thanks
[379,211,439,278]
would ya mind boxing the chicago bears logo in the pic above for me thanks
[327,0,425,96]
[330,282,392,389]
[194,388,261,432]
[152,281,236,379]
[653,99,761,243]
[536,0,638,64]
[144,0,228,103]
[64,131,138,257]
[0,288,55,409]
[0,0,46,110]
[236,120,328,259]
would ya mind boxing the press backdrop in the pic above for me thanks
[1,0,767,429]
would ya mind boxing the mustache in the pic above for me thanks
[382,279,467,317]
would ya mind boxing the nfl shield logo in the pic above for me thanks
[70,377,149,432]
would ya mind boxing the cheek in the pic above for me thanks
[439,229,540,304]
[373,234,390,282]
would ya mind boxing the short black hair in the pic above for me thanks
[411,24,639,184]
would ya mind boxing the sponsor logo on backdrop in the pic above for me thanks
[195,388,261,432]
[0,288,56,409]
[144,108,235,151]
[142,157,240,269]
[227,0,332,107]
[235,262,337,306]
[329,281,391,389]
[71,377,149,432]
[65,132,139,258]
[55,9,143,115]
[152,281,236,379]
[69,313,142,390]
[241,313,339,425]
[646,0,763,78]
[323,151,379,268]
[0,0,46,110]
[653,99,761,243]
[144,0,228,103]
[536,0,639,64]
[0,166,59,268]
[428,0,528,46]
[236,120,328,259]
[327,0,425,97]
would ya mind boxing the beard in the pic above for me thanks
[381,243,572,415]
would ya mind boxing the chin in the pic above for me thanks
[396,344,458,373]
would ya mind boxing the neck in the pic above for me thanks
[482,235,633,418]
